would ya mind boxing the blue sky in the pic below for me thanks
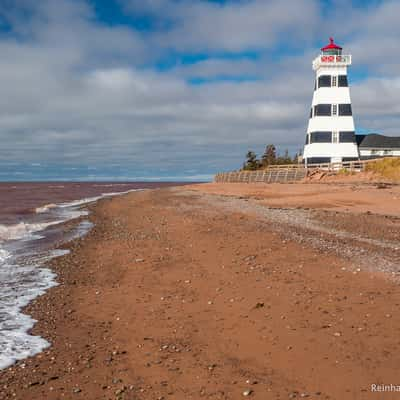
[0,0,399,181]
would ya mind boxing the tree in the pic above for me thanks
[261,144,276,166]
[243,150,260,170]
[239,145,299,170]
[281,149,292,164]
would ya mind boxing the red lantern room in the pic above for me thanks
[321,37,342,56]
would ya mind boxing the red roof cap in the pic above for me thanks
[321,37,342,51]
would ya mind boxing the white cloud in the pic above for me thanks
[124,0,320,51]
[0,0,399,179]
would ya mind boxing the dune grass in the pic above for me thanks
[365,157,400,181]
[337,168,355,176]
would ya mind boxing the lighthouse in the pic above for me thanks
[303,38,359,165]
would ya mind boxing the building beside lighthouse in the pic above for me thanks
[303,38,359,165]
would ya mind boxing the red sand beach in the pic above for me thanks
[1,182,400,399]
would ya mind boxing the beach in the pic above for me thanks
[1,183,400,399]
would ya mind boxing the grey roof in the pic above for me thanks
[356,133,400,149]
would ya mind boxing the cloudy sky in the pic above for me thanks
[0,0,399,181]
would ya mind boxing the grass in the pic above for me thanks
[365,157,400,181]
[337,168,355,176]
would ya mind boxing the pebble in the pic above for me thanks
[115,387,126,395]
[243,389,253,396]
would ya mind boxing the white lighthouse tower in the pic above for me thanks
[303,38,359,165]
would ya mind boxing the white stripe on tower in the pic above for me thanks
[303,38,359,165]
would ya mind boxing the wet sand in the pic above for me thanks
[1,184,400,399]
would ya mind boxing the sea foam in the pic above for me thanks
[0,253,60,369]
[0,220,65,243]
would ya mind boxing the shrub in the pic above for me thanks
[337,168,354,176]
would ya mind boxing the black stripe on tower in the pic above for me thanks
[312,104,352,117]
[307,131,356,144]
[306,157,331,164]
[317,75,348,88]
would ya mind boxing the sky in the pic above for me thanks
[0,0,399,181]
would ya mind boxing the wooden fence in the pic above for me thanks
[215,168,307,183]
[214,158,385,184]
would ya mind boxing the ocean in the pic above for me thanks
[0,182,182,370]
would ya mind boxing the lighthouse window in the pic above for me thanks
[310,108,313,118]
[332,104,337,115]
[338,75,348,87]
[339,104,352,116]
[310,131,332,143]
[332,76,337,87]
[339,131,356,142]
[318,75,331,88]
[342,157,359,162]
[307,157,331,164]
[314,104,332,116]
[332,131,339,143]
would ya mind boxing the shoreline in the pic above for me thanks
[0,183,186,371]
[1,184,400,399]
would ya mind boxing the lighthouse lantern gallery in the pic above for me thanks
[303,38,400,165]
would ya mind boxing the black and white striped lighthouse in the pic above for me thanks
[303,38,359,165]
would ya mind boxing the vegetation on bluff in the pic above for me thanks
[365,157,400,181]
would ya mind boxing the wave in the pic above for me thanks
[2,189,141,244]
[35,189,140,215]
[35,203,58,213]
[93,183,131,187]
[56,189,140,209]
[0,187,142,370]
[0,220,66,243]
[0,248,11,263]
